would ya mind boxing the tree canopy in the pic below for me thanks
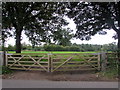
[66,2,120,49]
[50,28,74,46]
[2,2,120,53]
[2,2,68,53]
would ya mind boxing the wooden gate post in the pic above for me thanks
[3,51,7,66]
[101,52,107,71]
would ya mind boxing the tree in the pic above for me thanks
[66,2,120,50]
[2,2,68,53]
[51,28,74,46]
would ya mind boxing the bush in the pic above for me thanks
[69,46,80,51]
[44,45,63,51]
[34,46,44,51]
[0,66,13,74]
[43,45,80,51]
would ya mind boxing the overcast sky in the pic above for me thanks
[5,18,118,46]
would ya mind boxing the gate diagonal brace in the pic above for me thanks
[8,55,26,69]
[28,55,48,72]
[27,55,46,70]
[52,57,73,72]
[78,56,99,70]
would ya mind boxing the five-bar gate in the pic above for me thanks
[6,53,101,72]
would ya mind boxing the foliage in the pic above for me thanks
[44,45,65,51]
[66,2,120,49]
[0,66,13,74]
[100,68,118,79]
[2,2,68,53]
[100,52,119,79]
[6,43,117,52]
[107,53,118,69]
[50,28,74,46]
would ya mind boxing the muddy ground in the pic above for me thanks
[2,70,118,81]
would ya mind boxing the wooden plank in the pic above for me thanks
[52,57,98,60]
[8,61,48,63]
[55,68,96,71]
[10,53,47,55]
[53,64,98,68]
[52,53,98,55]
[53,61,98,64]
[8,57,48,59]
[8,64,48,67]
[9,67,46,71]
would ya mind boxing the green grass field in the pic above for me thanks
[8,51,98,54]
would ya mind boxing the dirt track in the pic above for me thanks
[2,70,118,81]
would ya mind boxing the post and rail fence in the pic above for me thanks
[0,52,118,73]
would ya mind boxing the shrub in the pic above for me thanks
[0,66,13,74]
[43,45,80,51]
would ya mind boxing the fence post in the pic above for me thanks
[3,51,7,66]
[101,52,107,71]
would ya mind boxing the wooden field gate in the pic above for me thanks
[6,53,102,72]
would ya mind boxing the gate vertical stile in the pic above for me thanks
[48,53,52,73]
[48,54,50,72]
[51,54,53,72]
[98,53,101,71]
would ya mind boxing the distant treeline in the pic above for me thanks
[5,43,117,52]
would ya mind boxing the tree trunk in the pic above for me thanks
[32,44,35,51]
[117,31,120,60]
[2,33,6,66]
[118,31,120,50]
[16,30,22,53]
